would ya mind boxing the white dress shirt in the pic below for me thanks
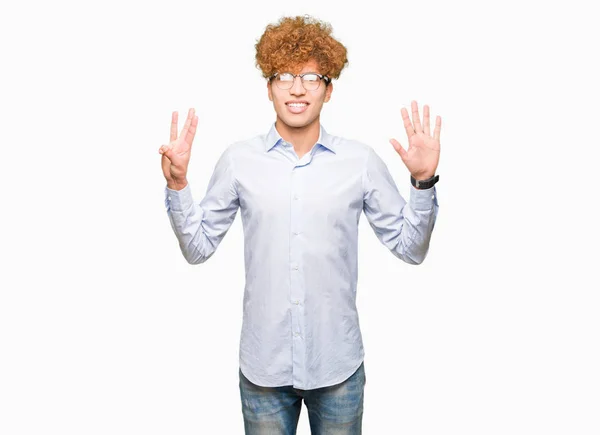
[164,122,439,389]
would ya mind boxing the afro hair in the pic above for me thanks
[255,15,349,82]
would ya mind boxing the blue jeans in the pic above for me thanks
[239,362,365,434]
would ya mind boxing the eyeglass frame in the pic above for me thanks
[269,72,332,91]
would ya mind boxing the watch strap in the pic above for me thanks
[411,174,439,189]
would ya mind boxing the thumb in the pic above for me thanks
[390,138,408,162]
[159,144,173,174]
[158,143,172,157]
[159,144,179,162]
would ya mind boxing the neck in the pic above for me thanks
[275,117,320,153]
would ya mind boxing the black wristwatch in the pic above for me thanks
[411,174,439,189]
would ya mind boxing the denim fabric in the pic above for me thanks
[239,361,366,434]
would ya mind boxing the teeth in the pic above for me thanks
[288,103,307,107]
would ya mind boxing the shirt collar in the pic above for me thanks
[265,122,336,154]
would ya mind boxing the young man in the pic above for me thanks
[159,15,440,435]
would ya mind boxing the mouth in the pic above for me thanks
[285,101,309,114]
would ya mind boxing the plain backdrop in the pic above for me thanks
[1,0,598,434]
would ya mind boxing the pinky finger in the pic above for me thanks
[433,116,442,143]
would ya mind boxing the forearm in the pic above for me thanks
[392,185,438,265]
[165,184,213,265]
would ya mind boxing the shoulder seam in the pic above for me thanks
[226,146,238,196]
[361,146,372,200]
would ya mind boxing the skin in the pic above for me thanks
[266,59,333,158]
[158,63,442,189]
[158,108,197,191]
[390,101,442,181]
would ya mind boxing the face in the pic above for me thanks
[267,59,333,130]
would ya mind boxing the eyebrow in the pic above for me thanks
[280,71,321,75]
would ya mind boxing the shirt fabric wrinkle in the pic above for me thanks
[164,121,439,389]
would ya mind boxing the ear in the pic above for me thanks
[324,82,333,103]
[267,80,273,102]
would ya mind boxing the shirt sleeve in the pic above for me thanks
[362,146,439,265]
[164,146,240,264]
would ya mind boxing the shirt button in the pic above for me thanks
[293,195,299,200]
[294,332,300,337]
[294,300,299,305]
[293,265,299,270]
[168,196,172,200]
[293,231,300,236]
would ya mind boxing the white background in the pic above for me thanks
[1,0,598,433]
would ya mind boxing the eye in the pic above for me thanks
[278,73,294,81]
[303,74,319,82]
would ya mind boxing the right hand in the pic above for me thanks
[159,108,198,188]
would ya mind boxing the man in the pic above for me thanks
[159,15,440,435]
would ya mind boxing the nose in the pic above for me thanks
[289,76,306,96]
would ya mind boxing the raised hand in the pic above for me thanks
[390,100,441,180]
[159,108,198,189]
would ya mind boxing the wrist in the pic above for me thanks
[410,173,439,190]
[166,178,188,191]
[411,172,435,181]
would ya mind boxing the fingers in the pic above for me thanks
[401,107,415,139]
[389,138,408,162]
[403,101,438,140]
[158,144,172,157]
[179,108,195,142]
[434,115,442,143]
[411,100,422,133]
[170,111,178,142]
[423,105,430,136]
[159,142,173,176]
[161,150,171,177]
[184,114,199,147]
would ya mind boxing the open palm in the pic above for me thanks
[390,100,441,180]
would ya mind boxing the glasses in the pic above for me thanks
[270,72,331,91]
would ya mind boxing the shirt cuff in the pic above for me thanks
[165,183,193,212]
[409,184,437,211]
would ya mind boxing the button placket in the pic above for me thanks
[290,166,305,373]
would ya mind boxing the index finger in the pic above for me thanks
[170,111,178,142]
[401,107,415,138]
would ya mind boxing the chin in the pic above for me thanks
[285,119,310,128]
[278,113,318,129]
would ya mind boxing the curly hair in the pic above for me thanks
[255,15,349,82]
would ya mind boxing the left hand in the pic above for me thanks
[390,100,441,180]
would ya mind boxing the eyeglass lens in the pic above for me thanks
[275,73,321,90]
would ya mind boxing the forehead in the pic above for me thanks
[284,59,321,74]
